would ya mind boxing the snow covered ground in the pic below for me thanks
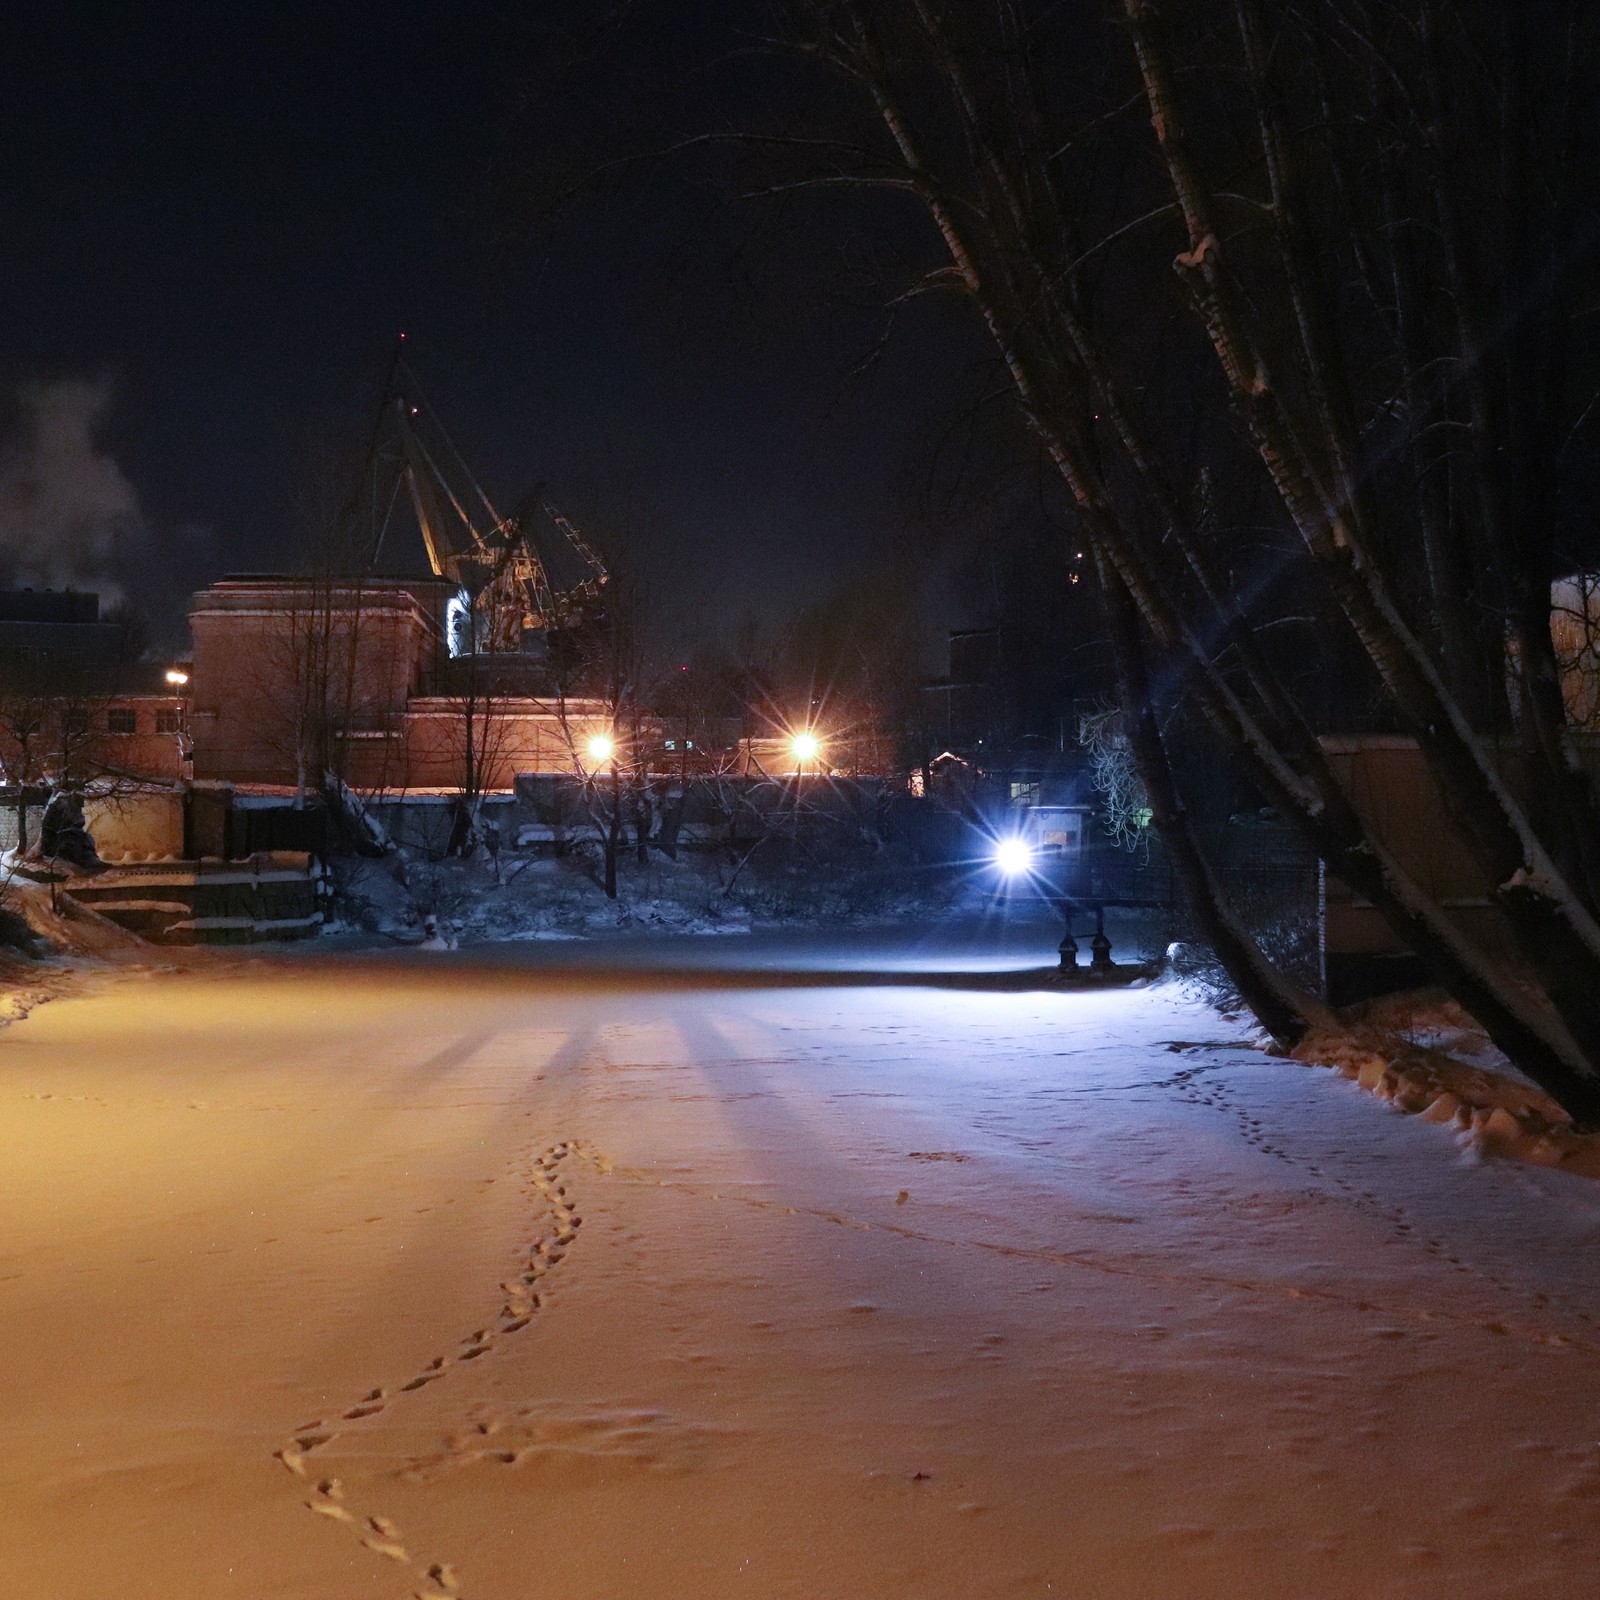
[3,922,1599,1599]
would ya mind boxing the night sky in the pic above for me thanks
[0,2,1009,653]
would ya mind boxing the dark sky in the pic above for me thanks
[0,1,1009,654]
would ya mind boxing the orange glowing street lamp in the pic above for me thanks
[789,730,821,771]
[584,731,624,899]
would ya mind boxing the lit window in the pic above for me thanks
[1009,780,1040,804]
[664,739,676,751]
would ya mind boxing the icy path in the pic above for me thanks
[2,942,1600,1599]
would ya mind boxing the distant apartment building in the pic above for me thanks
[0,587,124,665]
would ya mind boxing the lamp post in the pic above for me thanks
[586,732,621,898]
[789,729,820,776]
[994,835,1068,972]
[993,832,1111,978]
[788,730,821,843]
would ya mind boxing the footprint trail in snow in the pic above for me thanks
[272,1138,609,1599]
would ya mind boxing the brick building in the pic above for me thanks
[0,588,190,796]
[189,574,616,791]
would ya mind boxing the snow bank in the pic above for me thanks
[3,877,153,962]
[1293,991,1600,1177]
[0,879,216,1031]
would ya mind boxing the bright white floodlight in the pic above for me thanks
[790,731,821,764]
[994,836,1035,877]
[586,733,615,764]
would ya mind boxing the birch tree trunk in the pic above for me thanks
[765,0,1600,1122]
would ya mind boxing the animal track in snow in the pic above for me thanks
[397,1399,735,1486]
[271,1138,608,1597]
[627,1151,1600,1360]
[1159,1056,1600,1347]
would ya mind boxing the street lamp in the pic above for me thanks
[993,835,1035,879]
[164,668,189,687]
[785,729,822,845]
[992,830,1109,977]
[584,731,623,898]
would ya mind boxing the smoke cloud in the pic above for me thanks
[0,378,146,604]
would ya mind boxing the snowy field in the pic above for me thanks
[3,923,1600,1599]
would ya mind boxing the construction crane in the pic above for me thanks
[363,355,609,654]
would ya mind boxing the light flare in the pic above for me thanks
[993,836,1035,877]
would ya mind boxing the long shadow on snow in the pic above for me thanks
[286,950,1143,998]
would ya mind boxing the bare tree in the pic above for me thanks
[241,566,389,809]
[1078,707,1150,853]
[1551,574,1600,731]
[0,665,52,852]
[625,0,1600,1118]
[0,656,163,859]
[434,577,528,856]
[243,442,405,828]
[532,577,655,898]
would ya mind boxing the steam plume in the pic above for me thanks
[0,378,146,603]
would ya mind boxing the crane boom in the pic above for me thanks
[364,360,609,650]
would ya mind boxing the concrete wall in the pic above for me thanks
[86,789,186,861]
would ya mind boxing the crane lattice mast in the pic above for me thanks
[365,357,609,650]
